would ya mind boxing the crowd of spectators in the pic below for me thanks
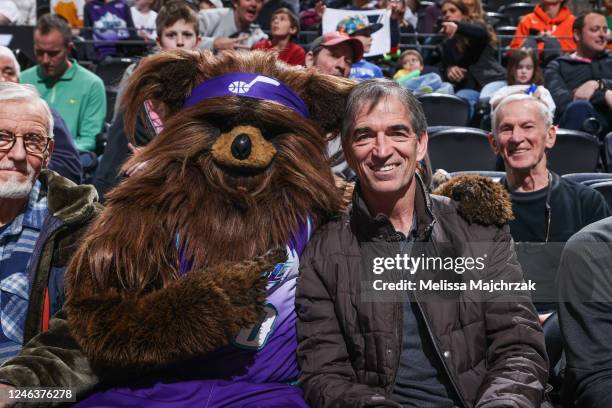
[2,0,609,139]
[0,0,611,406]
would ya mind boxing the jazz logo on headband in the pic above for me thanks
[228,75,280,95]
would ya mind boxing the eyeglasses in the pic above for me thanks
[0,131,52,155]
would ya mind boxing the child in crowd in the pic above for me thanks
[253,7,305,66]
[98,1,201,199]
[394,49,454,94]
[131,0,158,41]
[490,48,555,112]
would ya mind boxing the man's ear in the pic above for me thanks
[488,133,499,154]
[304,51,314,68]
[416,132,428,161]
[44,139,55,168]
[573,29,580,45]
[545,125,557,149]
[66,42,74,55]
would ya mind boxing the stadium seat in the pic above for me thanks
[428,127,497,172]
[562,173,612,185]
[547,129,600,175]
[485,0,537,11]
[499,3,535,26]
[95,57,137,87]
[485,12,510,28]
[495,26,518,51]
[589,181,612,209]
[418,93,470,127]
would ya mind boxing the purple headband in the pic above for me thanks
[183,73,310,118]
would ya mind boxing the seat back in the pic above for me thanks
[590,181,612,210]
[95,57,137,87]
[562,173,612,185]
[547,129,600,175]
[428,127,497,172]
[499,3,535,25]
[419,93,470,127]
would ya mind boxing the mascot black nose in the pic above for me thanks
[231,134,252,160]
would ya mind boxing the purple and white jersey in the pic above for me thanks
[76,218,313,408]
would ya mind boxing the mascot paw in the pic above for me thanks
[211,248,287,328]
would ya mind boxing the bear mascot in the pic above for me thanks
[0,49,355,407]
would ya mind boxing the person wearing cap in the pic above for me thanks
[336,15,384,80]
[305,31,363,78]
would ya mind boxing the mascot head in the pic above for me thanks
[74,50,355,291]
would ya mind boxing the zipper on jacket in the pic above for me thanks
[413,293,469,408]
[387,301,403,398]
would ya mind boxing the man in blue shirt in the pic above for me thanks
[0,82,100,363]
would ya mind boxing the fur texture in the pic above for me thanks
[433,175,514,226]
[64,50,356,369]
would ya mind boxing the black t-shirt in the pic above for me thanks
[504,172,612,310]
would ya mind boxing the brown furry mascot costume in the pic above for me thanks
[36,50,355,407]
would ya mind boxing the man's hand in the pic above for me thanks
[440,21,458,39]
[573,80,599,101]
[605,89,612,110]
[0,383,16,408]
[387,0,405,21]
[314,1,326,17]
[213,34,250,50]
[446,65,466,83]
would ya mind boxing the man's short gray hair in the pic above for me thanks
[491,93,553,137]
[0,82,54,139]
[341,79,427,146]
[0,46,20,77]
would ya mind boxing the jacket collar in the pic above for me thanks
[350,173,436,242]
[38,169,99,225]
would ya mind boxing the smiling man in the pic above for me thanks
[296,79,549,408]
[488,93,610,395]
[545,12,612,134]
[0,82,99,363]
[198,0,267,50]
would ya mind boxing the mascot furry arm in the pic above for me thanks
[0,49,357,396]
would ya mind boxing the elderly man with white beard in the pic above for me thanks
[0,82,100,363]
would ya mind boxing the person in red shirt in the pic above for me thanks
[510,0,576,58]
[253,7,305,65]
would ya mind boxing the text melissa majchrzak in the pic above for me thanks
[372,279,536,292]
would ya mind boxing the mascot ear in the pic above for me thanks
[121,49,208,141]
[299,71,356,135]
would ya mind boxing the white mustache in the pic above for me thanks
[0,160,34,175]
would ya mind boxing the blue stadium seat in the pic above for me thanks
[428,127,497,172]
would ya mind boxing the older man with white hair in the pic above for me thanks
[488,93,611,395]
[0,82,100,363]
[0,46,82,184]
